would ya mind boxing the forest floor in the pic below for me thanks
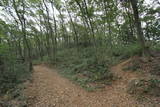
[24,59,159,107]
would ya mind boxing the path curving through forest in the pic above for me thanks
[25,61,156,107]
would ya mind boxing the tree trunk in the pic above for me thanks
[130,0,149,56]
[64,0,79,50]
[13,0,32,70]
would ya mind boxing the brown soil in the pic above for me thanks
[25,60,159,107]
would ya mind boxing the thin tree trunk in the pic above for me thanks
[50,1,58,50]
[13,0,32,70]
[75,0,91,40]
[103,0,112,47]
[64,0,79,50]
[83,0,96,46]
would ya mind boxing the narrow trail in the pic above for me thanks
[25,60,155,107]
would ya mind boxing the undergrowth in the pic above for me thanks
[51,43,141,90]
[55,47,113,91]
[111,43,142,59]
[127,78,160,97]
[33,43,144,91]
[0,44,31,106]
[0,62,30,95]
[0,66,30,107]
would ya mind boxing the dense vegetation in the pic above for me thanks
[0,0,160,104]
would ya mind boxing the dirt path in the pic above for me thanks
[25,61,155,107]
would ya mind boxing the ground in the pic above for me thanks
[25,59,160,107]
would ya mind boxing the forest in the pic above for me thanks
[0,0,160,106]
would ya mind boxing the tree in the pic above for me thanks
[12,0,33,70]
[130,0,150,56]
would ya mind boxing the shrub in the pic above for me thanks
[112,43,142,59]
[151,42,160,51]
[0,63,30,95]
[127,78,160,97]
[0,44,31,95]
[55,47,115,91]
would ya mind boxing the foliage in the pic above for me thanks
[0,63,30,95]
[151,42,160,51]
[53,47,117,90]
[127,78,160,97]
[111,43,142,59]
[0,44,31,96]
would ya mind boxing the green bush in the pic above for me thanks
[127,78,160,97]
[55,47,115,91]
[150,42,160,51]
[0,63,30,95]
[112,43,142,59]
[0,44,31,95]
